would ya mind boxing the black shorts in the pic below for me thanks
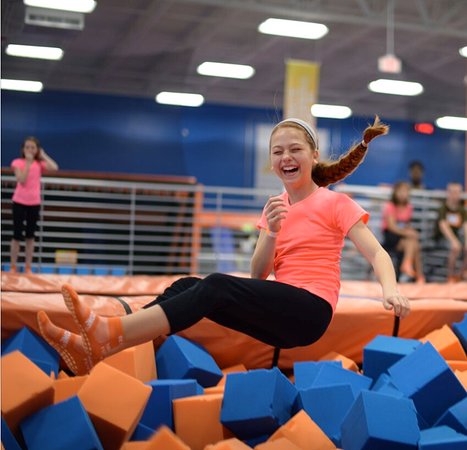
[12,202,40,240]
[383,230,402,252]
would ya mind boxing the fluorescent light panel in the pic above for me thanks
[1,79,43,92]
[311,104,352,119]
[459,46,467,58]
[258,18,328,40]
[368,79,424,96]
[197,62,255,79]
[23,0,96,13]
[435,116,467,131]
[155,92,204,107]
[6,44,64,60]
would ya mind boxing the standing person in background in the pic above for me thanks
[10,136,59,274]
[381,181,425,282]
[408,160,425,189]
[434,182,467,282]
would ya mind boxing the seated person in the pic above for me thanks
[381,181,424,282]
[434,182,467,282]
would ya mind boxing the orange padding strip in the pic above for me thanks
[2,273,467,370]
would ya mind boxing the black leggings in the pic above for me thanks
[143,273,333,349]
[12,202,40,241]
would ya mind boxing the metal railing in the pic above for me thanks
[2,172,461,279]
[1,173,269,275]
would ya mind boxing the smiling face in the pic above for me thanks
[270,124,319,191]
[22,138,40,160]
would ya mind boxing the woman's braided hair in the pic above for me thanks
[272,115,389,187]
[312,116,389,186]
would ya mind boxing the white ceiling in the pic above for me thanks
[2,0,467,122]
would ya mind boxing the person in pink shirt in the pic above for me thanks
[10,136,59,274]
[381,181,424,282]
[36,117,410,376]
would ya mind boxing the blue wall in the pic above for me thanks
[2,90,465,189]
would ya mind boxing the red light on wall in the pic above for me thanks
[414,123,434,134]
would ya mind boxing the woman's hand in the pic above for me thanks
[382,293,411,318]
[264,195,288,233]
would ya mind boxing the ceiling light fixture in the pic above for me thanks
[155,92,204,107]
[311,104,352,119]
[197,62,255,79]
[258,18,328,40]
[459,46,467,58]
[435,116,467,131]
[1,79,43,92]
[378,0,402,74]
[6,44,64,60]
[23,0,97,13]
[368,79,423,96]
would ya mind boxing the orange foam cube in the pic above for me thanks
[455,369,467,389]
[447,360,467,372]
[77,361,151,449]
[255,437,302,449]
[103,341,156,382]
[57,370,70,379]
[204,385,225,395]
[53,375,88,403]
[420,325,467,361]
[320,351,360,373]
[1,351,54,435]
[121,426,190,449]
[268,409,336,449]
[173,393,233,450]
[120,442,149,450]
[217,364,247,386]
[205,437,253,449]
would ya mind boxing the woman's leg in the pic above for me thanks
[25,239,35,272]
[24,205,40,272]
[10,202,25,271]
[144,273,332,349]
[399,237,417,277]
[39,274,332,372]
[9,240,20,272]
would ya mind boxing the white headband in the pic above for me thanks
[272,118,319,149]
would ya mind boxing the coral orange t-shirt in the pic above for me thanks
[257,187,369,311]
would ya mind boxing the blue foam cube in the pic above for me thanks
[130,422,155,441]
[293,360,342,390]
[363,335,421,381]
[156,335,223,387]
[341,390,420,450]
[452,314,467,354]
[2,327,59,377]
[140,379,199,430]
[220,367,297,440]
[419,426,467,449]
[371,373,404,398]
[388,342,467,426]
[1,417,22,450]
[297,383,355,446]
[435,397,467,435]
[310,363,372,398]
[20,396,103,450]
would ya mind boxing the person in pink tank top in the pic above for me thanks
[381,181,424,282]
[36,117,410,376]
[10,136,59,274]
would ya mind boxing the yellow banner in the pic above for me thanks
[283,59,320,126]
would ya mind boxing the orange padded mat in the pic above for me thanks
[2,273,466,370]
